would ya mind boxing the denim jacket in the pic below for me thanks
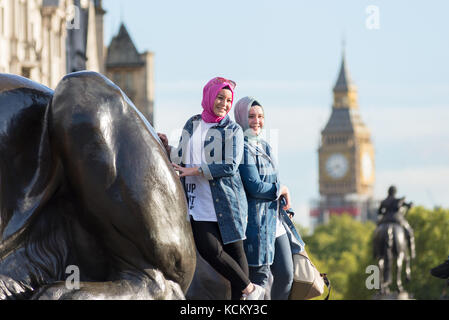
[239,137,305,266]
[171,114,248,245]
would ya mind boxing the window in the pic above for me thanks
[55,32,60,57]
[22,67,31,79]
[0,7,4,35]
[113,72,122,86]
[126,72,133,91]
[19,1,27,41]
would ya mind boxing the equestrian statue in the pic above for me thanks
[373,185,415,298]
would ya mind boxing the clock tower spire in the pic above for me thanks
[333,51,358,109]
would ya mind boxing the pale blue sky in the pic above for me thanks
[102,0,449,228]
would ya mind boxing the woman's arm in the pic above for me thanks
[239,162,280,200]
[168,120,194,166]
[172,163,202,177]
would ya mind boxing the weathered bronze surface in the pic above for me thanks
[0,72,196,299]
[186,251,230,300]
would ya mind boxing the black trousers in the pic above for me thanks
[190,218,250,300]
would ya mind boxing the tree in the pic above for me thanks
[302,214,375,300]
[406,206,449,299]
[300,207,449,300]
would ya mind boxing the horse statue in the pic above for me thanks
[0,72,196,299]
[373,186,415,298]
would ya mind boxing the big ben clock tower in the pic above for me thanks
[312,51,376,226]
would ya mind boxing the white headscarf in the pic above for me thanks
[234,97,276,170]
[234,96,262,143]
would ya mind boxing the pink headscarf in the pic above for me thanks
[201,77,235,123]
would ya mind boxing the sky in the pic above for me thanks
[102,0,449,229]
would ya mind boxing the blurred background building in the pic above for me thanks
[0,0,153,123]
[105,23,154,123]
[310,50,379,229]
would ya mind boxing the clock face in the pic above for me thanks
[362,152,373,180]
[325,153,348,179]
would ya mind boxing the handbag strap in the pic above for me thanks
[320,273,331,300]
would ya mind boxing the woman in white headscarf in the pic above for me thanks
[234,96,305,300]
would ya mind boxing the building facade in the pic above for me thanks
[0,0,154,125]
[311,52,378,228]
[0,0,105,89]
[105,23,154,124]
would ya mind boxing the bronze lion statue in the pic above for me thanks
[0,72,196,300]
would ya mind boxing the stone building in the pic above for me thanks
[0,0,105,89]
[105,23,154,124]
[0,0,154,124]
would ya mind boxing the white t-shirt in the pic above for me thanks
[185,120,217,222]
[275,211,287,238]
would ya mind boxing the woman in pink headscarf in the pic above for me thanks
[158,77,265,300]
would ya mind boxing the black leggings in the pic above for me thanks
[190,218,250,300]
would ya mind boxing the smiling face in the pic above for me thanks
[213,88,233,117]
[248,105,264,136]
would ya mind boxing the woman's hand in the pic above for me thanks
[172,163,202,178]
[280,185,291,211]
[157,133,171,155]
